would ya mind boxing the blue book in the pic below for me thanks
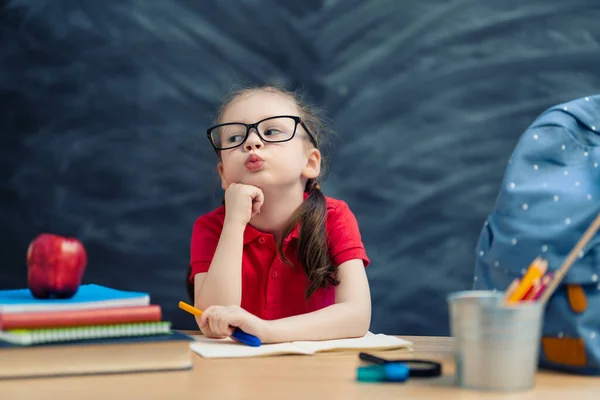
[0,284,150,314]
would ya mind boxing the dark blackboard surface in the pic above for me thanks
[2,0,600,334]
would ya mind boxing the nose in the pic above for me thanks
[244,129,264,151]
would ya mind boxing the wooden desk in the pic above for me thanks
[0,334,597,399]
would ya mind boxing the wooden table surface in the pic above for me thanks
[1,333,598,399]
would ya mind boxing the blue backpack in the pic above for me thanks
[473,94,600,375]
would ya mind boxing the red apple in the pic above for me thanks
[27,233,88,299]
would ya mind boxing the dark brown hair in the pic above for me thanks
[215,85,338,299]
[185,264,194,302]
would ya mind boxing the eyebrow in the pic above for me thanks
[221,114,296,124]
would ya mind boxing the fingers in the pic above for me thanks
[217,309,233,336]
[223,183,265,224]
[197,313,226,339]
[202,306,236,337]
[207,310,218,333]
[200,324,226,339]
[251,188,264,215]
[211,307,233,336]
[198,311,209,329]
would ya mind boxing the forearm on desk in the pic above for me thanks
[195,220,245,309]
[264,301,371,343]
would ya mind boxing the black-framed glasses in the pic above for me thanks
[206,115,318,151]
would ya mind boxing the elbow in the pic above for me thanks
[194,295,214,312]
[358,312,371,336]
[349,304,371,337]
[194,291,212,312]
[193,292,204,310]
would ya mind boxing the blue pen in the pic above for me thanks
[178,301,262,347]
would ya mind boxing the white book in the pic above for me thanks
[0,321,172,346]
[190,332,413,359]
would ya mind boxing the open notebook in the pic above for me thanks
[190,332,413,359]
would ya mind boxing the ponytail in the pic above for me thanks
[185,264,194,302]
[278,178,338,299]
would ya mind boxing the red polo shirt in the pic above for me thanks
[189,195,369,320]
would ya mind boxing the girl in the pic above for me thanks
[189,85,371,343]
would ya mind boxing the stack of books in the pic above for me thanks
[0,284,192,379]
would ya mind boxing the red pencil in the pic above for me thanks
[530,273,553,301]
[522,278,541,301]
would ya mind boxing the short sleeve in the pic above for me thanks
[326,201,370,268]
[189,215,222,282]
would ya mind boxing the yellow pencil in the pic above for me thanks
[179,301,203,317]
[503,278,521,302]
[507,257,548,304]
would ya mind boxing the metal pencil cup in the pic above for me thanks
[447,290,544,392]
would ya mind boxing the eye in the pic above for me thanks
[227,134,244,143]
[263,128,284,136]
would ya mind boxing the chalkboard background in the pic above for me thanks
[2,0,600,334]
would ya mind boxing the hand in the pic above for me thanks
[196,316,227,339]
[223,183,264,226]
[198,305,269,343]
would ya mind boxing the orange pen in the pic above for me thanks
[178,301,203,317]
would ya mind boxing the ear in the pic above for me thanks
[302,148,321,179]
[217,161,229,190]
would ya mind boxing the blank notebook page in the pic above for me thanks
[292,332,413,353]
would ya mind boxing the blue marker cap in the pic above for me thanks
[384,363,409,382]
[231,328,262,347]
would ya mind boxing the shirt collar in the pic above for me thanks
[242,221,301,244]
[242,223,263,245]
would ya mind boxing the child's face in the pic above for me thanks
[216,90,320,191]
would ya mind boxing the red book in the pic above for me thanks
[0,305,162,330]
